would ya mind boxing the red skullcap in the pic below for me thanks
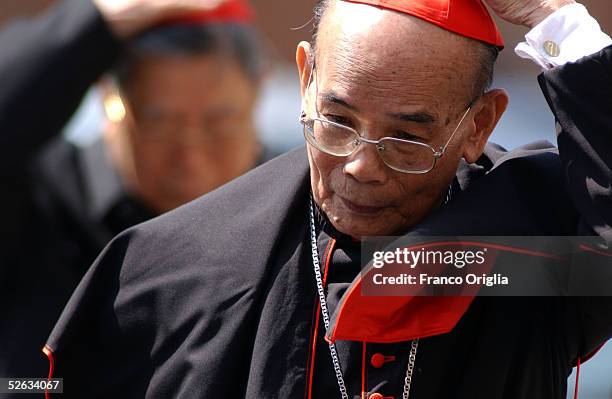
[158,0,255,27]
[343,0,504,49]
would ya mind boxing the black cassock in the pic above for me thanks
[45,46,612,398]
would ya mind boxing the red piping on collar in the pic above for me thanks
[42,345,54,399]
[361,342,367,398]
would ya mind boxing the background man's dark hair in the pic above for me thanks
[311,0,499,101]
[115,23,265,87]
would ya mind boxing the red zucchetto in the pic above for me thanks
[158,0,254,27]
[344,0,504,48]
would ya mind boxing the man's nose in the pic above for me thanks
[172,124,208,147]
[342,141,389,185]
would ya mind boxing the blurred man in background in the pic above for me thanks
[104,16,266,215]
[0,0,268,382]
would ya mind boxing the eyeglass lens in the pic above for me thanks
[304,119,437,173]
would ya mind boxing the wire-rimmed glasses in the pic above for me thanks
[299,64,473,174]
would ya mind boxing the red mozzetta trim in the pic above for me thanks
[306,301,322,399]
[326,239,574,343]
[328,279,476,343]
[303,295,320,399]
[392,241,567,262]
[306,238,336,399]
[327,248,478,343]
[579,243,612,257]
[581,342,607,364]
[361,342,367,398]
[42,345,54,399]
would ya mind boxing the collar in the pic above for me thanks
[312,177,476,344]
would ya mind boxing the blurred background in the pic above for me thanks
[4,0,610,153]
[0,1,610,397]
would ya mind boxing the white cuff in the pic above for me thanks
[514,3,612,70]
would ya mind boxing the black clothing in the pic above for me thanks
[0,0,271,384]
[0,0,275,383]
[0,0,124,380]
[45,45,612,399]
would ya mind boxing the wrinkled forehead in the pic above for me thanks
[313,0,475,115]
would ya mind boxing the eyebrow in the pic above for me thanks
[320,91,437,124]
[388,111,437,124]
[321,92,357,111]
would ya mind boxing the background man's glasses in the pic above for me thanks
[104,87,246,146]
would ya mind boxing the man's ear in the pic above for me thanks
[296,41,313,100]
[462,88,508,163]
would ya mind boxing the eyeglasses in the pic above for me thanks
[299,64,473,174]
[103,84,247,147]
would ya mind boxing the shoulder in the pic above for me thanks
[47,146,311,359]
[484,140,558,168]
[433,140,573,236]
[457,140,560,191]
[114,146,310,279]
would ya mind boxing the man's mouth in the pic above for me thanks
[338,196,385,215]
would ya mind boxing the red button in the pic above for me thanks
[370,353,396,368]
[368,394,394,399]
[371,353,385,368]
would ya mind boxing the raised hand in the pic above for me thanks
[483,0,576,28]
[93,0,227,38]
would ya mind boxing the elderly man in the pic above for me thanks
[45,0,611,398]
[0,0,266,385]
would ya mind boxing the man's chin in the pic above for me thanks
[329,216,388,239]
[151,192,200,213]
[327,200,391,234]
